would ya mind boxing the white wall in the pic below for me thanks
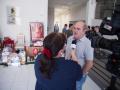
[92,19,102,26]
[0,4,2,38]
[0,0,48,44]
[48,8,54,34]
[86,0,96,26]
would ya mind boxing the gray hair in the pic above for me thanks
[74,20,88,31]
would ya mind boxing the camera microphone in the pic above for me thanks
[71,40,77,49]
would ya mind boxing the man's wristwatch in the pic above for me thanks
[82,72,88,77]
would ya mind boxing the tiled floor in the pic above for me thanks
[0,64,101,90]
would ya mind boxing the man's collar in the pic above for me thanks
[77,35,86,42]
[71,35,86,42]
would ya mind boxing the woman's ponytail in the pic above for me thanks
[39,32,66,79]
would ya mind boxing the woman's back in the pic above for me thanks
[34,54,82,90]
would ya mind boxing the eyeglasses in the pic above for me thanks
[73,27,81,31]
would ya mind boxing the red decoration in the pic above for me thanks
[42,48,51,59]
[3,37,15,51]
[33,48,38,55]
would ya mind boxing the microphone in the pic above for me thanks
[70,39,78,62]
[71,40,77,49]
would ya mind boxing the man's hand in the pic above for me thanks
[82,60,93,75]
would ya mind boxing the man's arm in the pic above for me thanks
[82,60,93,75]
[83,40,94,75]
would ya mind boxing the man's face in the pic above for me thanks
[94,27,99,32]
[73,22,86,40]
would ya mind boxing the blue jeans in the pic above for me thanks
[76,75,87,90]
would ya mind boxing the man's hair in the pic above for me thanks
[74,20,88,31]
[64,24,67,27]
[69,24,73,28]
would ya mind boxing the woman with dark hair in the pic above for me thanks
[34,32,82,90]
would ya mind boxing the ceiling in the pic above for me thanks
[48,0,87,8]
[48,0,87,16]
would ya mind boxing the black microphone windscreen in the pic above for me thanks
[72,40,77,45]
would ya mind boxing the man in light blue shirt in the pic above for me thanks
[65,21,94,90]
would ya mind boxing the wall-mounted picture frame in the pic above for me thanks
[7,6,20,24]
[30,22,44,43]
[7,6,16,24]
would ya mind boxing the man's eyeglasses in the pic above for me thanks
[73,27,81,31]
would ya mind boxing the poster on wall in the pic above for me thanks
[7,6,20,24]
[30,22,44,46]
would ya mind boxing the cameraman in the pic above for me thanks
[65,21,94,90]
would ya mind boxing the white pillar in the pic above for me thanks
[48,8,54,34]
[86,0,96,26]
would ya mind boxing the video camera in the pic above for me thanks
[91,9,120,76]
[87,1,120,89]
